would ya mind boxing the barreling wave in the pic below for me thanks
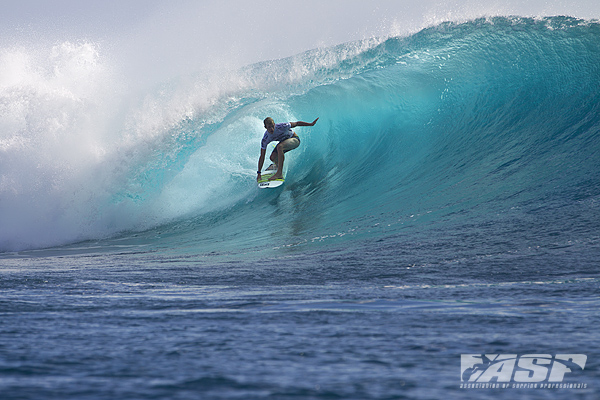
[1,16,599,253]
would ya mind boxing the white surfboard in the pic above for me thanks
[258,173,284,188]
[258,164,285,189]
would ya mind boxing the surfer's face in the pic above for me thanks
[264,120,275,133]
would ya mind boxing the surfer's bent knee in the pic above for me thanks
[274,136,300,154]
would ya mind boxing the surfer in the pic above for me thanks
[257,117,319,181]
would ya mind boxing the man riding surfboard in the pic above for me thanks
[257,117,319,182]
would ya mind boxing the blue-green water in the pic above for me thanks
[1,17,600,399]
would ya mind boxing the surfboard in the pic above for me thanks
[258,164,285,189]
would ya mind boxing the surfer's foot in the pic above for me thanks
[268,172,283,181]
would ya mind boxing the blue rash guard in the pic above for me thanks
[260,122,295,150]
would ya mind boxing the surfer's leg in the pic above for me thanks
[269,136,300,162]
[269,146,285,180]
[269,137,299,180]
[280,136,300,153]
[267,149,279,171]
[269,149,278,165]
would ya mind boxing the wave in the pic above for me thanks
[1,16,599,253]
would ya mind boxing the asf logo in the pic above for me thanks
[461,354,587,383]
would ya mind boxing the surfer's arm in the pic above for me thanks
[257,148,266,181]
[290,118,319,128]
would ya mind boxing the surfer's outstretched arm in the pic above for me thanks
[290,118,319,128]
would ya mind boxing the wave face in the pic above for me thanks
[1,16,600,253]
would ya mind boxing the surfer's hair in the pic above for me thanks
[263,117,274,126]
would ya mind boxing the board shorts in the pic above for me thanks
[272,135,300,154]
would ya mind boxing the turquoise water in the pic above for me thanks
[1,16,599,399]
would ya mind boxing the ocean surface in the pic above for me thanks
[1,16,600,399]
